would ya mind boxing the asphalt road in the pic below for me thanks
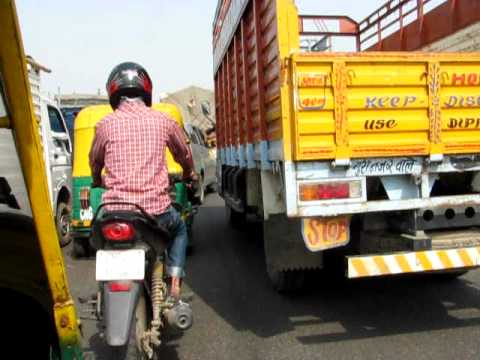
[65,194,480,360]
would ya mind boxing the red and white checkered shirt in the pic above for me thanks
[89,99,193,215]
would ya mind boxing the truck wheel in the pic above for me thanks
[187,224,194,255]
[73,237,90,258]
[434,270,468,281]
[267,267,306,293]
[226,204,245,228]
[56,202,72,247]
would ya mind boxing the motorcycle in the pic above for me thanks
[92,200,193,359]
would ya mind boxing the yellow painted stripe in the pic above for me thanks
[351,259,369,277]
[437,250,454,269]
[395,255,412,273]
[476,247,480,257]
[373,256,390,275]
[457,249,473,267]
[416,252,433,271]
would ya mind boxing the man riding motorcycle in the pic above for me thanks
[89,61,197,300]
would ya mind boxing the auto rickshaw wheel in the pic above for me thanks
[73,237,90,258]
[56,202,72,247]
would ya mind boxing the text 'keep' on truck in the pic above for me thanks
[213,0,480,291]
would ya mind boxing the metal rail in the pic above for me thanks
[358,0,446,49]
[298,0,450,51]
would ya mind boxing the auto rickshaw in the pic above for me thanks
[70,103,195,257]
[0,1,82,358]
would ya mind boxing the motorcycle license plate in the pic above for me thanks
[301,217,350,252]
[96,249,145,281]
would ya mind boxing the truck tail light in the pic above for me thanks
[80,187,90,209]
[299,180,362,201]
[108,281,132,292]
[102,222,135,242]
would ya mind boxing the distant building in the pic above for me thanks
[57,93,109,108]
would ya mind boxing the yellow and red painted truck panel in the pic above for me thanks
[213,0,480,165]
[292,53,480,161]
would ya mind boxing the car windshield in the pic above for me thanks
[48,106,67,133]
[61,107,82,134]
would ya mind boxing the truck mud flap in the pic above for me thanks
[347,246,480,279]
[264,215,323,272]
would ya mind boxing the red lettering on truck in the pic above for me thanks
[451,73,480,86]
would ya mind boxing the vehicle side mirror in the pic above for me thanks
[52,132,69,142]
[52,132,72,153]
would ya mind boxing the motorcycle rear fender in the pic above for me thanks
[103,281,141,346]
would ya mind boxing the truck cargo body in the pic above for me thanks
[213,0,480,289]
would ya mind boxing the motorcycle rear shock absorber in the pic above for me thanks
[149,261,167,347]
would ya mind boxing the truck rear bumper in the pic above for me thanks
[298,194,480,217]
[347,246,480,279]
[284,159,480,218]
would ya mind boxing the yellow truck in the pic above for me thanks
[213,0,480,290]
[0,1,82,357]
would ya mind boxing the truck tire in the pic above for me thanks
[73,237,90,258]
[56,202,72,247]
[434,270,468,281]
[226,204,246,229]
[267,268,306,293]
[187,223,194,255]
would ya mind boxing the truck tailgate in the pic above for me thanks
[291,52,480,161]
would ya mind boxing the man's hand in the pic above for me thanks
[91,174,104,188]
[183,171,201,203]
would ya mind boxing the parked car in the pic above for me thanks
[39,98,73,247]
[184,123,217,199]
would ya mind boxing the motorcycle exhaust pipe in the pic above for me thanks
[164,301,193,331]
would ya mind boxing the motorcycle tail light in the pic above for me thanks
[108,281,132,292]
[79,187,90,210]
[102,222,135,242]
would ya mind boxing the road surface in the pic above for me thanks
[65,194,480,360]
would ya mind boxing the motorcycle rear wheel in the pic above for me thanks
[106,294,157,359]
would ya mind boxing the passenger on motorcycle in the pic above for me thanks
[89,62,197,300]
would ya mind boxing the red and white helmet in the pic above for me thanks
[106,62,152,109]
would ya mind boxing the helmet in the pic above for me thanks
[106,62,152,109]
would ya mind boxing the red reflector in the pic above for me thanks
[79,187,90,210]
[108,281,132,292]
[102,222,135,242]
[300,182,350,201]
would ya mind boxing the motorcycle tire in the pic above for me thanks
[72,237,90,258]
[105,293,157,360]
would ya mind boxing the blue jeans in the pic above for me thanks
[155,207,188,278]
